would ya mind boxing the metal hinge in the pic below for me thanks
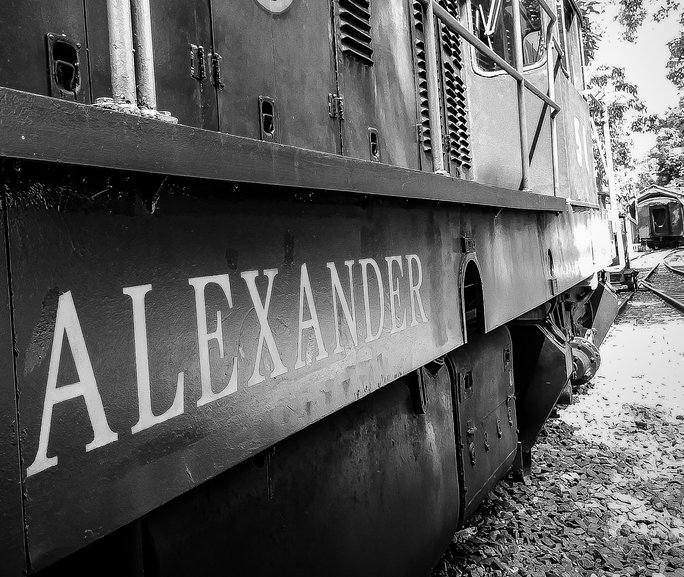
[190,44,206,81]
[210,52,224,89]
[328,93,344,119]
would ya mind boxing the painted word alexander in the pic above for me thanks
[27,254,429,477]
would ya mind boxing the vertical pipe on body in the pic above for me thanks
[130,0,158,110]
[511,0,530,190]
[424,1,447,174]
[603,106,626,268]
[107,0,137,105]
[545,14,559,196]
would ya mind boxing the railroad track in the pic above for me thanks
[640,249,684,312]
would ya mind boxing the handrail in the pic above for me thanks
[430,3,560,114]
[417,0,561,193]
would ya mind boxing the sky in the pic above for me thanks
[590,2,681,158]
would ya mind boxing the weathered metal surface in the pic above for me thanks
[0,182,26,575]
[0,0,91,102]
[148,0,217,128]
[0,88,568,212]
[511,324,571,454]
[142,368,460,577]
[333,0,421,168]
[271,0,340,153]
[555,74,597,203]
[447,327,518,522]
[2,159,606,568]
[6,161,460,568]
[589,281,619,347]
[213,0,275,139]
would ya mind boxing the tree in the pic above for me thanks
[646,98,684,187]
[586,66,648,202]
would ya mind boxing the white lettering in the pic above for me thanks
[124,285,184,434]
[407,254,428,326]
[385,256,407,334]
[27,291,117,477]
[188,275,237,407]
[359,258,385,343]
[241,269,288,386]
[294,264,329,369]
[327,261,358,354]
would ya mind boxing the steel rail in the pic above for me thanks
[640,279,684,313]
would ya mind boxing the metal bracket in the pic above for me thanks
[328,93,345,119]
[549,277,559,295]
[190,44,206,81]
[210,53,224,89]
[462,235,476,253]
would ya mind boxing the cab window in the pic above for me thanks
[559,0,584,88]
[471,0,546,73]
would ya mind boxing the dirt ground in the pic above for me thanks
[434,256,684,576]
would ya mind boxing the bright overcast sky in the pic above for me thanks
[590,2,681,157]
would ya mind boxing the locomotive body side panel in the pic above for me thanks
[2,157,611,569]
[271,0,341,153]
[333,0,421,168]
[148,0,219,130]
[0,0,91,102]
[0,198,25,576]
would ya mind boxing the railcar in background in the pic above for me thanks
[0,0,616,575]
[631,185,684,249]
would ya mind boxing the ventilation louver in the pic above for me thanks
[412,1,432,153]
[338,0,374,66]
[444,62,472,170]
[439,1,471,173]
[439,0,463,67]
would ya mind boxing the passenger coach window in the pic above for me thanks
[471,0,546,73]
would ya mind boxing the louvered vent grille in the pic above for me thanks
[444,62,472,169]
[438,0,462,67]
[412,0,431,152]
[338,0,373,66]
